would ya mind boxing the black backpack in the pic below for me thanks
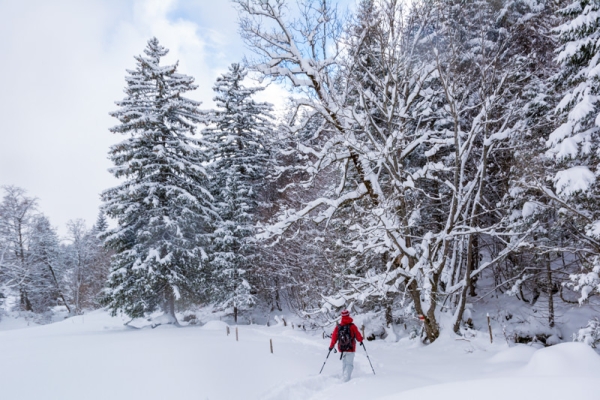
[337,323,355,352]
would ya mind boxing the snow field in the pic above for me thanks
[0,311,598,400]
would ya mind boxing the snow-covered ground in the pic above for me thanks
[0,311,598,400]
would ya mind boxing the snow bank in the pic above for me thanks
[201,320,230,331]
[379,343,600,400]
[521,342,600,376]
[488,344,537,364]
[376,376,598,400]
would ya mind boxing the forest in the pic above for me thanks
[1,0,600,348]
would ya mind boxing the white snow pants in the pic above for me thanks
[341,352,355,382]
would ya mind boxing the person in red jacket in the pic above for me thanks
[329,309,363,381]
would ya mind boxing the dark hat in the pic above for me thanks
[341,309,350,317]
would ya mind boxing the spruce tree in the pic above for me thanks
[549,1,600,302]
[549,0,600,177]
[94,210,108,233]
[101,38,212,324]
[204,63,273,321]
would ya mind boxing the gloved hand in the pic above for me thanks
[329,347,334,351]
[360,341,364,347]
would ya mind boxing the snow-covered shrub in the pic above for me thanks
[574,318,600,348]
[507,316,561,346]
[568,258,600,304]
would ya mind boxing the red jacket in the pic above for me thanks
[329,316,363,352]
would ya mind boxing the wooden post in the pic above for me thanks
[236,326,239,342]
[270,339,273,354]
[322,331,325,339]
[282,317,287,327]
[292,322,294,329]
[487,313,493,343]
[361,324,365,339]
[226,326,230,336]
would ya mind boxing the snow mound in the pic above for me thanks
[522,342,600,376]
[260,375,338,400]
[376,377,597,400]
[488,344,537,364]
[201,320,229,331]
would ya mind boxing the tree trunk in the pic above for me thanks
[469,235,479,297]
[45,262,71,314]
[453,234,475,333]
[20,288,32,312]
[408,280,439,342]
[546,253,554,328]
[164,287,178,325]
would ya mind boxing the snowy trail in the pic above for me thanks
[0,311,598,400]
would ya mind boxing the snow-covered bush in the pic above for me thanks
[574,318,600,348]
[568,259,600,304]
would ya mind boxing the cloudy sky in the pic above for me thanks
[0,0,355,235]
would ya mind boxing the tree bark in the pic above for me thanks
[453,234,475,333]
[546,253,554,328]
[408,279,439,342]
[164,287,178,325]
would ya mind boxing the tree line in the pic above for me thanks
[0,186,111,317]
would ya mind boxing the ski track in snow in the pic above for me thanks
[0,311,598,400]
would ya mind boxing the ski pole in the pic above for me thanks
[360,342,376,375]
[319,348,333,374]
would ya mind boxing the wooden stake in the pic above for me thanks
[226,326,230,336]
[270,338,273,354]
[236,326,239,342]
[292,322,294,329]
[361,324,365,339]
[282,317,287,327]
[487,314,493,343]
[322,331,325,339]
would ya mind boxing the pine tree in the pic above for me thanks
[101,38,213,324]
[94,210,108,233]
[209,177,255,321]
[548,0,600,302]
[549,0,600,186]
[204,63,273,321]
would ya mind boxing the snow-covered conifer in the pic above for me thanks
[209,177,255,320]
[204,63,272,190]
[94,210,108,233]
[101,38,212,324]
[203,63,273,321]
[548,1,600,302]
